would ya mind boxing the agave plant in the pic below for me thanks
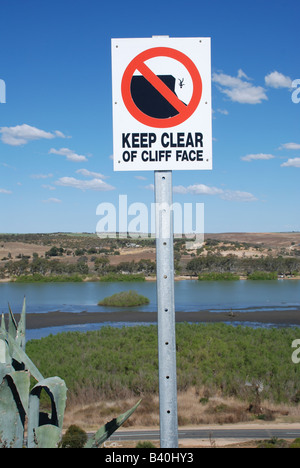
[0,298,140,448]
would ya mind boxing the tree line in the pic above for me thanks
[186,254,300,276]
[0,254,156,279]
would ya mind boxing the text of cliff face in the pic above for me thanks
[121,132,204,163]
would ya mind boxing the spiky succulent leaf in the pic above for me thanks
[84,399,141,448]
[27,377,67,448]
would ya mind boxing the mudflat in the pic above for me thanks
[9,307,300,329]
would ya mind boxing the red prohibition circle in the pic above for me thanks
[121,47,202,129]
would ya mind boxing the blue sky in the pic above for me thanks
[0,0,299,234]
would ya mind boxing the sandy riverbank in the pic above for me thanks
[8,307,300,329]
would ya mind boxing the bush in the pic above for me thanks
[59,425,88,448]
[136,441,156,448]
[14,274,83,283]
[198,272,240,281]
[247,271,277,280]
[257,437,288,448]
[99,273,145,282]
[289,438,300,448]
[98,290,150,307]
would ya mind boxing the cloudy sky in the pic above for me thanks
[0,0,299,233]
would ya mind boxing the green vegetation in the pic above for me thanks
[59,425,88,448]
[99,273,146,282]
[257,437,289,449]
[26,323,300,404]
[98,290,150,307]
[289,438,300,448]
[247,271,278,280]
[198,272,240,281]
[14,273,84,283]
[136,441,156,448]
[186,255,300,277]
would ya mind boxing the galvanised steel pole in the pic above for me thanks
[154,170,178,448]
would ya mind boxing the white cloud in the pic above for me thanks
[49,148,88,162]
[0,188,12,194]
[174,184,224,196]
[265,71,293,89]
[135,175,147,180]
[144,184,154,191]
[56,177,115,191]
[0,124,67,146]
[173,184,257,202]
[281,158,300,168]
[212,70,267,104]
[237,69,252,80]
[42,184,56,191]
[279,142,300,150]
[217,108,229,115]
[220,190,257,202]
[30,173,53,179]
[76,168,108,179]
[241,153,275,162]
[43,198,62,203]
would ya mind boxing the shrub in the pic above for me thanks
[98,290,150,307]
[59,425,88,448]
[289,438,300,448]
[198,272,240,281]
[99,273,145,282]
[136,441,156,448]
[247,271,277,280]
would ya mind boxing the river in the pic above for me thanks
[0,279,299,339]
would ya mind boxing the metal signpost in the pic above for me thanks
[111,36,212,448]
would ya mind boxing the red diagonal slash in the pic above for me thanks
[121,47,202,128]
[136,61,187,114]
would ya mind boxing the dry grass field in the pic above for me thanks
[63,387,300,432]
[1,231,300,278]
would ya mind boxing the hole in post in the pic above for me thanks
[167,410,171,414]
[164,275,167,279]
[164,308,168,312]
[166,376,170,379]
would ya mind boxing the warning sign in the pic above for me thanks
[111,37,212,171]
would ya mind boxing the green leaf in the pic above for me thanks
[33,425,62,448]
[84,399,141,448]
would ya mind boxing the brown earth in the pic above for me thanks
[205,232,300,248]
[1,232,300,264]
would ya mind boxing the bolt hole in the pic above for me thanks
[166,376,169,379]
[164,308,168,312]
[167,410,171,414]
[163,275,167,279]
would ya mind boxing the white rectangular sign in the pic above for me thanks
[111,37,212,171]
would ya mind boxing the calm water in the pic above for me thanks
[0,279,299,339]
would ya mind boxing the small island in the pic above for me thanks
[98,290,150,307]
